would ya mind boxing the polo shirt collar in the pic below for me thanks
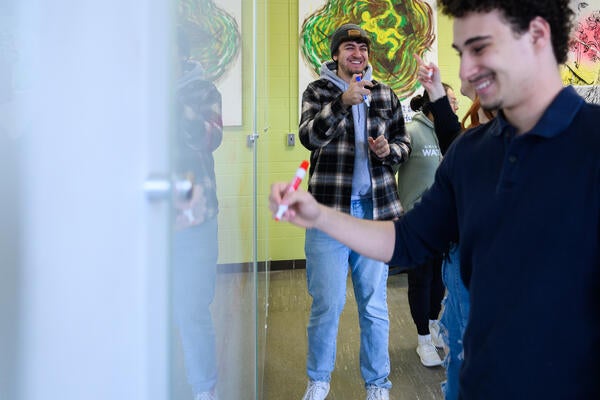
[490,86,584,138]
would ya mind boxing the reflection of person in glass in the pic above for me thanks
[172,28,222,400]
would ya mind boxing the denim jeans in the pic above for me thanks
[172,217,219,393]
[439,245,470,400]
[304,198,391,389]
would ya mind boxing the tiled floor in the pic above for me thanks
[263,269,445,400]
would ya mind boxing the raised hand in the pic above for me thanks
[414,53,446,101]
[341,73,372,106]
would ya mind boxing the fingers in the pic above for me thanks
[414,53,429,72]
[270,182,306,221]
[415,53,438,83]
[414,53,425,66]
[268,182,323,228]
[343,79,372,106]
[418,64,434,83]
[368,136,390,158]
[269,182,288,213]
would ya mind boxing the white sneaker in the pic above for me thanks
[429,320,444,349]
[302,380,330,400]
[366,386,390,400]
[416,342,443,367]
[195,391,217,400]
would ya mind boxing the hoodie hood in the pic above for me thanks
[409,111,434,129]
[319,60,373,91]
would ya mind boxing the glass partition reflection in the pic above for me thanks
[169,0,267,399]
[2,0,268,397]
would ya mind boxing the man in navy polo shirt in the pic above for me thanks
[270,1,600,398]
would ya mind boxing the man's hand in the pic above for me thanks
[174,184,207,229]
[414,54,446,101]
[341,73,372,107]
[270,181,396,262]
[368,135,390,158]
[269,182,322,228]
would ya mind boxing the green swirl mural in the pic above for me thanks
[300,0,436,100]
[179,0,241,83]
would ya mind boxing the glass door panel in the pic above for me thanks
[169,0,268,399]
[2,0,267,398]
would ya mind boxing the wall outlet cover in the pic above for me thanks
[287,133,295,146]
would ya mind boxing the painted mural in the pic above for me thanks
[179,0,242,125]
[562,1,600,86]
[299,0,437,102]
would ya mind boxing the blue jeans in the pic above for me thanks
[304,198,391,389]
[439,245,469,400]
[172,217,219,393]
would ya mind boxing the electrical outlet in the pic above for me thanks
[287,133,295,146]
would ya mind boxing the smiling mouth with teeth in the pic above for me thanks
[476,80,491,90]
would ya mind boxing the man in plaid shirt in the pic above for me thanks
[298,23,410,400]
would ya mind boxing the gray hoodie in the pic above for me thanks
[396,111,442,211]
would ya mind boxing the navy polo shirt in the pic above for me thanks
[392,86,600,399]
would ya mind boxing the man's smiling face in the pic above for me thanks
[453,10,537,113]
[333,41,369,82]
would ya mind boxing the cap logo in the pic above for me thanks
[347,29,362,37]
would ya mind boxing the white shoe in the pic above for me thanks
[429,320,444,349]
[416,342,443,367]
[302,380,330,400]
[195,391,217,400]
[366,386,390,400]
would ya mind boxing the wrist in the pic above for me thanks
[313,204,328,230]
[340,92,352,108]
[427,84,446,102]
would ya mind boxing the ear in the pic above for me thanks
[529,16,551,49]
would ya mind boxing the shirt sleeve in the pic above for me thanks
[382,87,411,166]
[298,82,352,150]
[391,149,459,266]
[430,95,461,155]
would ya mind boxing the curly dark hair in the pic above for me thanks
[437,0,574,64]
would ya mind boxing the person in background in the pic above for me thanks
[416,56,496,400]
[298,23,410,400]
[172,27,223,400]
[396,82,459,368]
[271,0,600,397]
[460,78,495,130]
[416,52,499,398]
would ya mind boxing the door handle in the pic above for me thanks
[143,173,194,201]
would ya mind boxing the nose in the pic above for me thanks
[450,99,459,112]
[459,54,473,83]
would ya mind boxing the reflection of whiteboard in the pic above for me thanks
[215,0,242,126]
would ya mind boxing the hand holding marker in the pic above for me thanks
[355,75,370,106]
[274,160,309,221]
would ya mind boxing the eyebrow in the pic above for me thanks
[343,42,368,48]
[452,35,492,52]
